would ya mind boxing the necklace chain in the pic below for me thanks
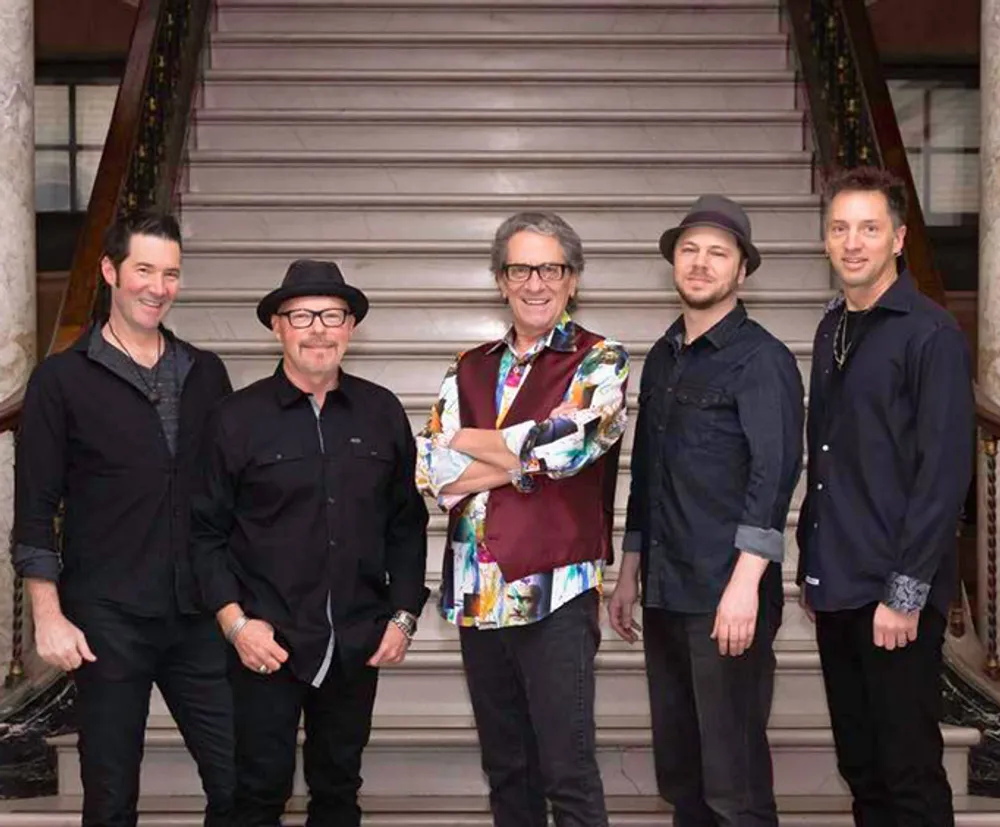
[107,322,164,403]
[832,305,874,370]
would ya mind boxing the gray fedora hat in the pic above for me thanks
[256,260,369,329]
[658,195,762,276]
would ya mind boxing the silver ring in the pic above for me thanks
[258,665,268,674]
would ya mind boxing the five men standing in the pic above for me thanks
[11,175,975,827]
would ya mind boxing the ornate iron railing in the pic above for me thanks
[0,0,212,692]
[978,391,1000,678]
[784,0,946,306]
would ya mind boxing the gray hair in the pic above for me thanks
[489,212,586,276]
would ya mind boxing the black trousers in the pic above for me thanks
[815,603,954,827]
[68,601,235,827]
[229,649,379,827]
[643,601,780,827]
[459,589,608,827]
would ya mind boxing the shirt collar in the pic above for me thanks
[272,361,353,409]
[666,301,748,353]
[485,311,578,356]
[824,270,917,318]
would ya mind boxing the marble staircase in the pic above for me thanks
[1,0,994,823]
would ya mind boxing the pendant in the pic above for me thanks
[148,391,161,405]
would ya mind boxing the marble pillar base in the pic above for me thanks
[0,674,75,799]
[943,663,1000,796]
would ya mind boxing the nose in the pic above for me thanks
[146,273,167,297]
[844,228,864,250]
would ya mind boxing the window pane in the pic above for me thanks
[76,85,118,146]
[888,80,926,149]
[76,149,103,209]
[928,152,979,218]
[36,151,71,211]
[35,85,69,145]
[929,87,979,149]
[907,149,926,210]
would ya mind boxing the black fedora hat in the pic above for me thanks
[256,260,369,329]
[658,195,762,276]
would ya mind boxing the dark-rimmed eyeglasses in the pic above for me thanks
[276,308,352,329]
[501,263,572,283]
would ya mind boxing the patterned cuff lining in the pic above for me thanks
[884,571,931,613]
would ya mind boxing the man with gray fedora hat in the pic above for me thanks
[191,259,429,826]
[609,196,804,827]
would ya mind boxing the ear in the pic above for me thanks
[736,259,748,286]
[100,256,118,289]
[892,224,907,257]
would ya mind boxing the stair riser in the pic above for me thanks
[179,205,820,243]
[186,162,814,196]
[212,350,813,397]
[53,739,969,798]
[215,8,784,35]
[193,120,806,153]
[208,43,790,72]
[178,253,832,292]
[200,79,797,112]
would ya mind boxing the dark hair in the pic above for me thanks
[102,210,183,271]
[94,211,183,321]
[823,166,908,228]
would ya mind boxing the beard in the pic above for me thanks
[675,272,741,310]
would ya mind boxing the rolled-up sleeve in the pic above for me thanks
[415,356,474,505]
[504,339,629,479]
[13,361,68,581]
[887,324,974,612]
[733,344,805,563]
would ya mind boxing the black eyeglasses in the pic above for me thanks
[501,263,572,283]
[276,308,351,329]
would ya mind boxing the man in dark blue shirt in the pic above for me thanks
[797,167,974,827]
[610,196,804,827]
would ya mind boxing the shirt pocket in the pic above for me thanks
[244,445,310,506]
[348,438,395,492]
[672,385,732,449]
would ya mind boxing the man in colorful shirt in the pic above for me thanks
[416,212,628,827]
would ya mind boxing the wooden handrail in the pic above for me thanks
[785,0,947,307]
[0,0,212,437]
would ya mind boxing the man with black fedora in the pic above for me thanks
[608,196,805,827]
[190,260,429,826]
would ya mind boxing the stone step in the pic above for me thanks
[178,194,820,242]
[191,109,807,152]
[184,150,814,196]
[48,712,977,798]
[214,1,783,36]
[207,33,791,72]
[199,69,798,111]
[167,286,829,347]
[178,240,831,292]
[5,794,1000,827]
[188,337,815,395]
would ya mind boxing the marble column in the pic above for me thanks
[0,0,36,676]
[978,0,1000,643]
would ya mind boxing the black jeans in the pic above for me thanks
[459,589,608,827]
[815,603,953,827]
[229,649,379,827]
[68,601,234,827]
[643,600,780,827]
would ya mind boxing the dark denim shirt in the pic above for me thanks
[796,273,974,616]
[624,302,805,613]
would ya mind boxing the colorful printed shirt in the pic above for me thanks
[416,313,629,629]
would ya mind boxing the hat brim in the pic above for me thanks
[659,222,762,276]
[256,283,370,329]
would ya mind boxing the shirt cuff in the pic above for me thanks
[622,531,644,553]
[12,544,61,581]
[884,571,930,613]
[501,420,537,461]
[735,525,785,563]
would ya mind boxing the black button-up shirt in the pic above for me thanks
[624,302,805,613]
[190,366,429,680]
[796,273,974,616]
[13,325,233,616]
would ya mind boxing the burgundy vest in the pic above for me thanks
[447,326,623,583]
